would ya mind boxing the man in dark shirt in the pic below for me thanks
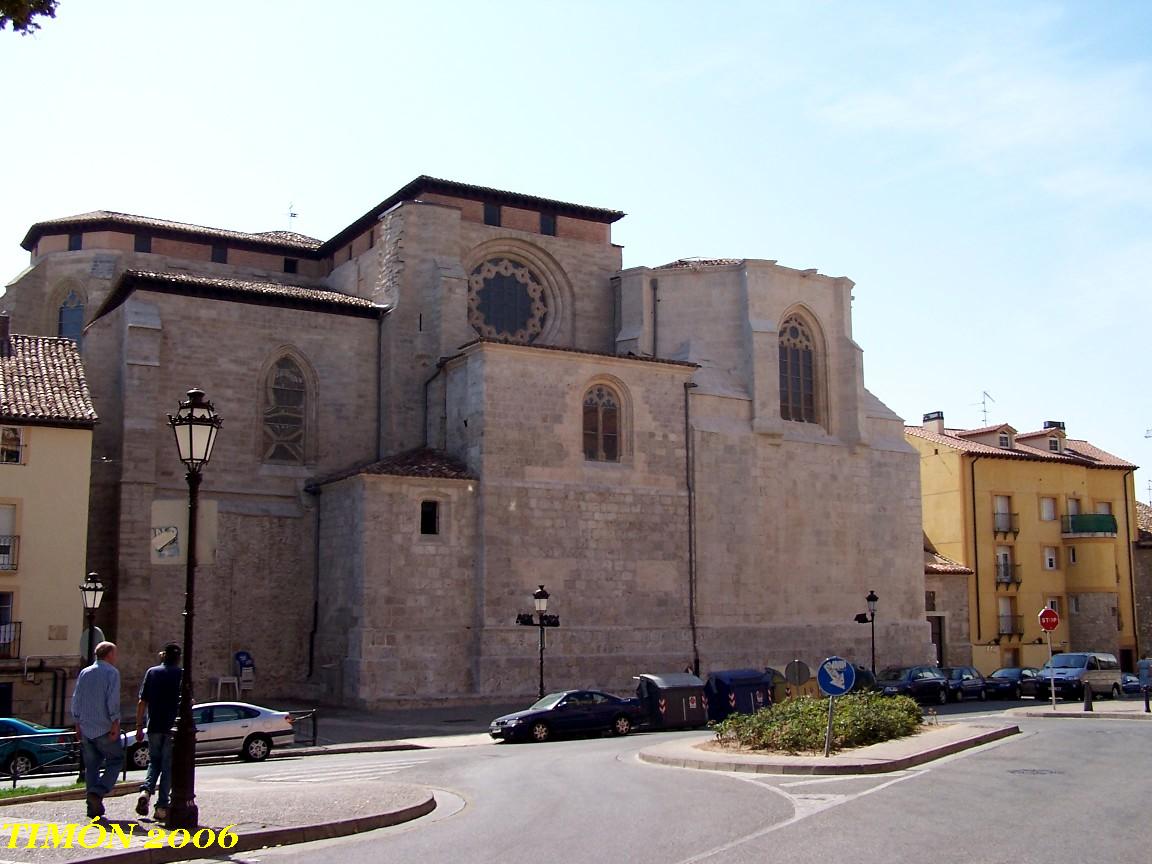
[135,643,182,822]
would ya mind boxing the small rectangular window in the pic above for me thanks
[283,258,298,274]
[67,232,83,252]
[925,591,936,612]
[483,203,502,227]
[1071,596,1081,614]
[1039,497,1056,521]
[1069,546,1077,565]
[211,244,228,264]
[1043,546,1058,570]
[1048,437,1060,452]
[0,428,21,465]
[998,433,1011,449]
[540,213,556,236]
[420,500,440,536]
[1047,597,1062,616]
[134,234,152,253]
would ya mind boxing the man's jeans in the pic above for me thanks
[81,734,124,797]
[139,732,174,807]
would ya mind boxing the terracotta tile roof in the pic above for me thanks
[954,423,1015,438]
[322,175,625,255]
[22,210,322,253]
[90,270,385,325]
[656,258,744,270]
[906,425,1137,470]
[1137,501,1152,543]
[309,448,475,489]
[925,549,973,575]
[455,337,699,368]
[0,333,97,427]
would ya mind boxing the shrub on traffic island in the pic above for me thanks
[712,692,922,754]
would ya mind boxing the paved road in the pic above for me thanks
[175,707,1151,864]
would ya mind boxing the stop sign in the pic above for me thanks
[1038,607,1060,632]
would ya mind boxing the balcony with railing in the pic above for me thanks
[0,622,21,659]
[0,536,17,570]
[1061,513,1118,538]
[993,512,1020,535]
[998,614,1023,636]
[995,562,1022,587]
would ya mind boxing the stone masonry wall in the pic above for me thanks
[1068,591,1121,656]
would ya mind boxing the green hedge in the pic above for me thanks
[712,692,922,754]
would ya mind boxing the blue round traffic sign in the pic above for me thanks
[817,656,856,697]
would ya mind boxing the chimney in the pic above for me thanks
[922,411,945,434]
[0,313,9,351]
[1043,420,1065,431]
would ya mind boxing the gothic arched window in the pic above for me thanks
[779,314,818,424]
[263,356,307,464]
[583,385,620,462]
[58,290,84,344]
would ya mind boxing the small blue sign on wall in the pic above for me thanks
[817,656,856,697]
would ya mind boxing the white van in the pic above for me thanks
[1034,652,1122,700]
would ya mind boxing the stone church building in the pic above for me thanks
[2,177,929,706]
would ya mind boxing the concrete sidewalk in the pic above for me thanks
[1009,696,1152,721]
[281,700,524,746]
[0,777,435,863]
[638,721,1019,775]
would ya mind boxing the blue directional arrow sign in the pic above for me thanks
[817,656,856,697]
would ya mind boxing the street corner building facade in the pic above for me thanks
[1,177,929,707]
[0,312,97,722]
[906,414,1140,675]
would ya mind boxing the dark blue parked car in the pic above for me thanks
[984,667,1041,699]
[876,666,949,705]
[940,666,987,702]
[1121,673,1143,696]
[489,690,645,743]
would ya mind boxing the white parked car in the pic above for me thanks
[127,701,295,767]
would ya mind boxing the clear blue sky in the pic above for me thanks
[2,1,1150,499]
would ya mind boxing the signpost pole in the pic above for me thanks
[823,696,835,758]
[1048,630,1056,712]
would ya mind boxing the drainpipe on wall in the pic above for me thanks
[307,489,321,679]
[375,312,384,461]
[650,278,659,357]
[422,363,446,449]
[969,456,983,642]
[683,381,700,675]
[1123,469,1140,660]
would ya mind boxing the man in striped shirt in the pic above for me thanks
[72,641,124,818]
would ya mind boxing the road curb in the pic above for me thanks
[70,791,437,864]
[0,781,138,807]
[638,725,1020,775]
[1018,711,1152,721]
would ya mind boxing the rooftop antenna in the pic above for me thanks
[972,391,995,425]
[286,202,298,233]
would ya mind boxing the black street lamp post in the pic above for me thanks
[516,585,560,698]
[79,572,105,665]
[77,572,105,782]
[166,389,221,831]
[855,590,879,674]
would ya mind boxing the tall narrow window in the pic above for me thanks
[420,501,440,536]
[0,506,15,571]
[778,315,817,423]
[67,232,83,252]
[57,291,84,344]
[0,428,21,465]
[583,385,620,462]
[262,357,306,464]
[540,213,557,236]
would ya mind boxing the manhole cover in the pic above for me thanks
[1009,768,1063,776]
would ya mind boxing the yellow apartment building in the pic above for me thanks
[906,412,1139,674]
[0,313,97,723]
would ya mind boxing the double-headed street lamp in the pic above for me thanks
[166,389,222,831]
[854,590,879,674]
[516,585,560,698]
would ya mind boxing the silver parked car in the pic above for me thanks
[127,701,295,768]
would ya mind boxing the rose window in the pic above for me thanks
[467,258,548,343]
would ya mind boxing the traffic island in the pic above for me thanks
[638,721,1019,775]
[0,777,435,863]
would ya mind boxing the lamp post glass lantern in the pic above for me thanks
[79,572,104,664]
[166,389,221,831]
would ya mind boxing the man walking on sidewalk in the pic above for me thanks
[135,642,182,822]
[72,641,124,819]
